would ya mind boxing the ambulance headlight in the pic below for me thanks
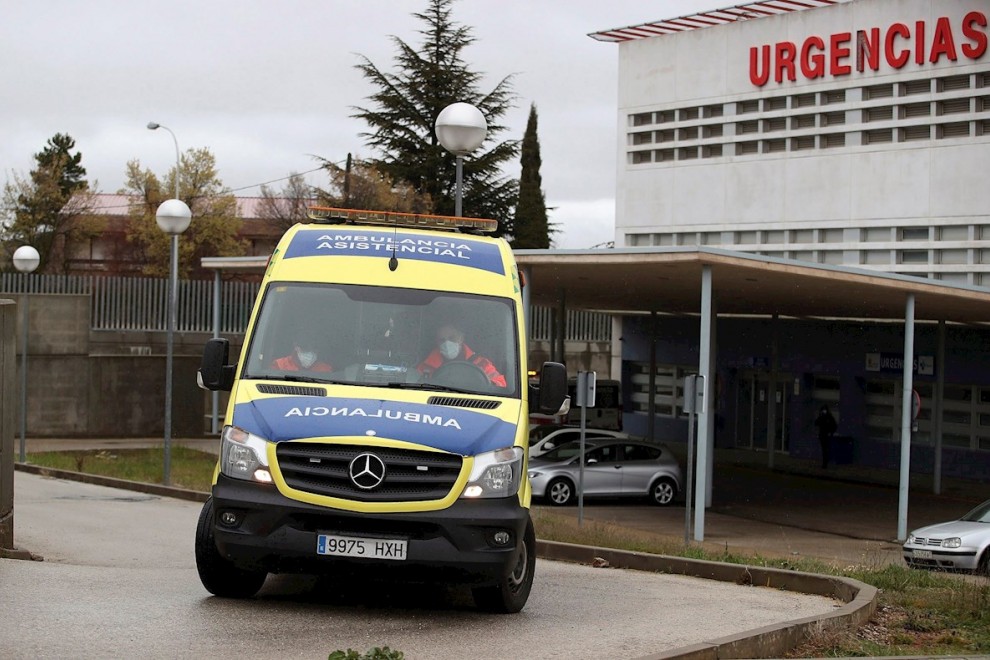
[220,425,272,483]
[461,447,523,499]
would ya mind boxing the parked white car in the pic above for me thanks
[902,498,990,575]
[528,425,630,459]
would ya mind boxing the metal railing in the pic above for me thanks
[1,273,610,340]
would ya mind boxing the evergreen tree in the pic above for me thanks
[1,133,99,273]
[511,104,551,249]
[351,0,519,234]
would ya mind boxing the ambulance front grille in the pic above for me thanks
[275,442,463,502]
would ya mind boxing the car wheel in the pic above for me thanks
[649,477,677,506]
[977,549,990,577]
[546,478,575,506]
[473,518,536,614]
[195,497,268,598]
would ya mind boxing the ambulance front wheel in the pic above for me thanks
[472,517,536,614]
[195,497,268,598]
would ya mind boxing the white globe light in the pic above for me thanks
[435,102,488,156]
[12,245,40,273]
[155,198,192,235]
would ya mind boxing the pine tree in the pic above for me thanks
[511,104,551,249]
[351,0,519,235]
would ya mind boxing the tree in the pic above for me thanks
[351,0,519,234]
[1,133,101,273]
[511,104,552,249]
[121,148,246,278]
[313,155,433,213]
[256,173,315,234]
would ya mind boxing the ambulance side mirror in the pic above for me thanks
[531,362,567,416]
[198,338,236,392]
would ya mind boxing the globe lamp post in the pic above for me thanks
[12,245,40,463]
[435,102,487,216]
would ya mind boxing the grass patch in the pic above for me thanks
[25,450,990,656]
[26,446,218,492]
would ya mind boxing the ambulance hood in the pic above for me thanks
[232,395,519,456]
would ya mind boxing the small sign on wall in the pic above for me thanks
[865,352,934,376]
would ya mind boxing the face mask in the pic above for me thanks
[296,349,317,368]
[439,340,461,360]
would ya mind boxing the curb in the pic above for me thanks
[13,463,877,659]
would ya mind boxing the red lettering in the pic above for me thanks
[962,11,988,59]
[749,45,770,86]
[775,41,797,82]
[915,20,926,64]
[857,28,881,72]
[830,32,852,76]
[885,22,911,68]
[929,16,958,62]
[801,36,826,78]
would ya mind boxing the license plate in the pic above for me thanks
[317,534,407,561]
[913,549,933,559]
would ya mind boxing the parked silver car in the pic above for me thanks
[528,439,682,506]
[902,498,990,574]
[528,425,630,459]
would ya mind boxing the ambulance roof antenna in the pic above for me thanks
[388,214,399,271]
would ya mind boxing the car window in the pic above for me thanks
[538,441,588,462]
[622,444,661,461]
[586,445,618,464]
[961,499,990,523]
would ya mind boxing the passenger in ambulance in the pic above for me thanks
[271,333,333,373]
[417,323,506,389]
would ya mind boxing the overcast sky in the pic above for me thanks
[2,0,727,248]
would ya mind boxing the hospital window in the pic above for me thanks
[980,249,990,264]
[792,93,816,108]
[736,141,759,155]
[764,139,786,153]
[901,79,932,95]
[822,90,846,105]
[863,106,893,122]
[763,230,785,245]
[736,231,758,245]
[791,135,816,150]
[631,131,653,146]
[822,133,846,148]
[702,124,723,138]
[901,102,931,118]
[821,250,843,265]
[900,125,931,141]
[864,227,892,242]
[937,98,971,115]
[863,129,893,144]
[630,151,652,165]
[938,122,971,139]
[628,362,692,417]
[763,117,786,132]
[790,229,814,244]
[819,229,843,243]
[863,250,891,265]
[981,97,990,111]
[679,126,699,140]
[938,249,967,265]
[981,119,990,135]
[791,114,816,129]
[981,72,990,87]
[703,104,724,118]
[737,99,759,114]
[737,120,759,134]
[631,112,653,127]
[937,74,971,92]
[898,250,929,264]
[678,147,698,160]
[657,110,676,123]
[821,111,846,126]
[900,227,929,241]
[790,250,814,261]
[764,96,787,111]
[863,84,894,99]
[701,144,723,158]
[679,107,699,121]
[657,129,675,143]
[654,148,675,162]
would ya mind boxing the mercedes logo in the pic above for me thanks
[349,452,387,490]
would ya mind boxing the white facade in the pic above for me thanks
[612,0,990,286]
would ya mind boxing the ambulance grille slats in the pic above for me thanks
[257,384,327,397]
[275,442,463,502]
[426,396,500,409]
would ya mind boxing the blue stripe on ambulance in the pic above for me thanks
[233,396,516,456]
[283,229,504,275]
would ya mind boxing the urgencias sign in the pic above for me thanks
[750,10,987,87]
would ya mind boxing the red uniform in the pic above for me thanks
[417,343,507,389]
[271,354,333,372]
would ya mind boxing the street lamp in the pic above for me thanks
[435,102,487,216]
[149,121,191,485]
[12,245,39,463]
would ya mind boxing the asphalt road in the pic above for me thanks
[2,472,839,659]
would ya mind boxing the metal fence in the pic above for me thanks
[0,273,610,340]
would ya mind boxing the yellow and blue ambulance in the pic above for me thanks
[195,207,567,613]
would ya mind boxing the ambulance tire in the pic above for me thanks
[472,518,536,614]
[195,497,267,598]
[430,360,490,390]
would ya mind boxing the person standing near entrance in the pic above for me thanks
[814,405,838,468]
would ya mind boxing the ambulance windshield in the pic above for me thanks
[242,282,519,397]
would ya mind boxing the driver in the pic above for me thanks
[417,323,506,389]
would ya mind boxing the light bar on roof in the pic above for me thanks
[307,206,498,234]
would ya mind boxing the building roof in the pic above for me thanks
[589,0,852,43]
[89,193,275,220]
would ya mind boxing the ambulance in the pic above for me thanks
[195,207,567,613]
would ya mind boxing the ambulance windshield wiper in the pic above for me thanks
[272,374,337,385]
[385,382,477,395]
